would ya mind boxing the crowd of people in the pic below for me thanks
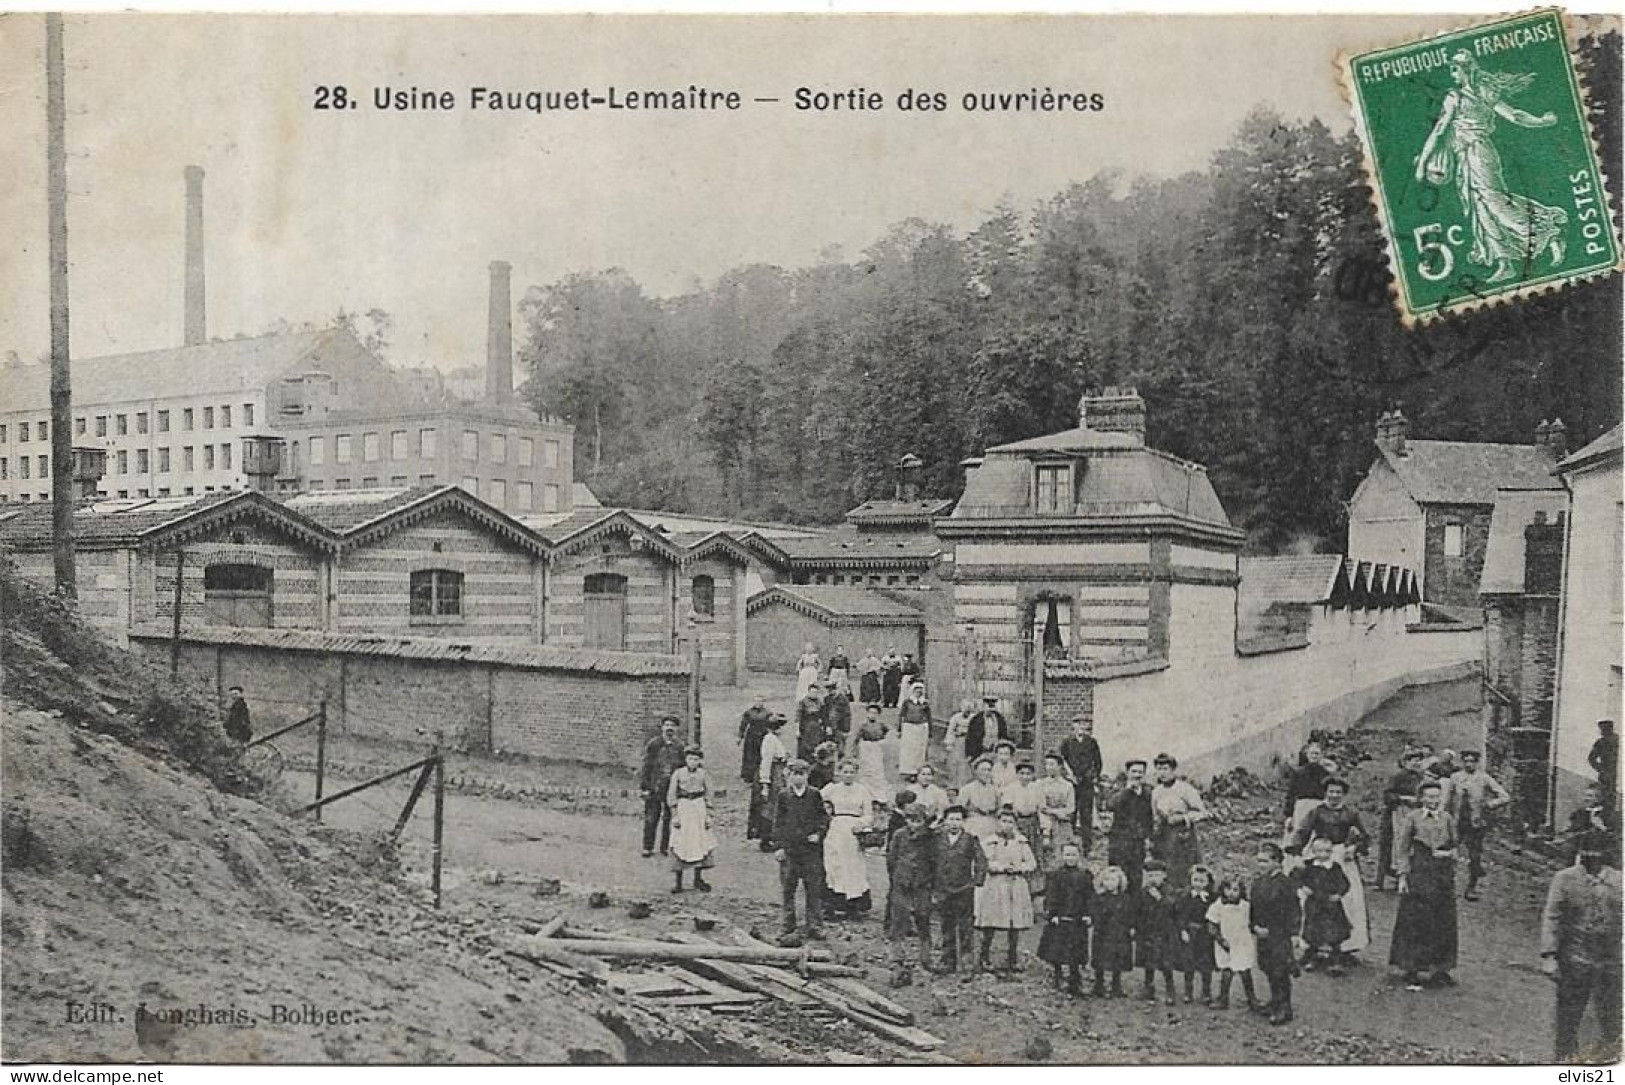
[633,660,1621,1057]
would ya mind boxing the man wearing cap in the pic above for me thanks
[1108,760,1155,890]
[795,682,829,762]
[966,696,1008,763]
[1540,832,1622,1062]
[639,717,686,858]
[773,758,831,943]
[1379,747,1426,891]
[1450,749,1510,901]
[934,805,987,973]
[1058,717,1103,850]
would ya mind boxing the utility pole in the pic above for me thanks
[46,13,76,597]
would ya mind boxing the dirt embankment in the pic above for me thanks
[0,562,757,1063]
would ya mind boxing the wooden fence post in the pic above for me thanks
[432,733,445,909]
[314,697,328,821]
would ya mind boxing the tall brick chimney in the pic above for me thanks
[1079,386,1146,444]
[895,452,924,501]
[183,165,206,346]
[486,260,513,404]
[1536,418,1568,459]
[1376,408,1409,457]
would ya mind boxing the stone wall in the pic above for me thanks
[1424,503,1495,609]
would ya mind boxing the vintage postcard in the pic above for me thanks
[0,10,1620,1072]
[1343,9,1623,322]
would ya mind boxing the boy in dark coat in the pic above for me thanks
[1250,842,1303,1025]
[933,806,987,974]
[772,759,831,944]
[1037,841,1093,996]
[886,803,937,987]
[1133,859,1179,1004]
[1090,865,1135,997]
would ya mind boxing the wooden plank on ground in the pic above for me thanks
[604,969,700,998]
[658,991,767,1008]
[819,976,917,1026]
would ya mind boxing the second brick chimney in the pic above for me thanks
[1376,408,1410,457]
[486,261,513,405]
[1079,386,1146,444]
[183,165,206,346]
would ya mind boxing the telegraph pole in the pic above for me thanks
[47,13,77,597]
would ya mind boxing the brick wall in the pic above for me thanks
[548,539,674,652]
[150,521,325,630]
[1424,503,1494,608]
[744,600,923,675]
[128,634,689,769]
[336,510,538,642]
[678,556,740,684]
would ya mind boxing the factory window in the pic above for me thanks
[242,404,254,427]
[544,439,560,469]
[95,416,107,437]
[390,475,408,486]
[75,417,86,436]
[361,476,378,487]
[490,433,507,464]
[410,569,464,619]
[335,434,352,464]
[157,487,170,497]
[462,430,478,461]
[183,446,195,471]
[334,478,352,490]
[691,575,715,618]
[18,422,29,443]
[116,414,128,436]
[221,405,232,429]
[204,563,274,628]
[391,431,407,460]
[518,438,534,467]
[136,449,149,473]
[157,410,170,433]
[488,479,506,507]
[136,412,148,435]
[1443,522,1464,558]
[18,458,29,479]
[419,473,436,485]
[363,432,380,462]
[0,458,6,479]
[460,476,478,494]
[38,455,48,478]
[542,483,560,513]
[309,436,326,466]
[220,444,232,470]
[182,408,194,431]
[203,407,214,429]
[39,420,48,441]
[184,486,195,495]
[204,446,216,470]
[116,450,128,474]
[419,428,437,458]
[0,424,7,443]
[137,488,150,498]
[157,448,171,472]
[1035,464,1070,513]
[515,481,533,512]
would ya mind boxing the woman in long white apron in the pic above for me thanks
[850,704,891,800]
[667,747,717,893]
[821,760,878,915]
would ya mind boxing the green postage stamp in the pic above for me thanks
[1343,9,1622,323]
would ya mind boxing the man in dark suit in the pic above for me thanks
[1250,842,1303,1025]
[639,717,685,858]
[1107,759,1154,889]
[1059,717,1103,850]
[773,758,830,943]
[225,686,252,744]
[933,805,987,973]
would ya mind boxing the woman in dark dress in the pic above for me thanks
[880,647,904,709]
[1037,842,1094,996]
[1283,740,1332,851]
[1388,779,1459,989]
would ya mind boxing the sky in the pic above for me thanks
[0,13,1499,371]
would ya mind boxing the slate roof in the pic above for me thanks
[531,508,620,544]
[282,484,550,556]
[746,585,925,625]
[282,487,439,532]
[0,330,337,407]
[772,531,942,566]
[124,624,690,676]
[844,498,955,526]
[986,428,1141,453]
[1479,488,1570,595]
[1556,424,1622,474]
[1379,441,1561,505]
[1238,555,1346,606]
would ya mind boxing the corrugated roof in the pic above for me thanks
[746,585,925,624]
[1238,555,1346,606]
[0,330,336,407]
[125,624,691,676]
[1480,489,1569,595]
[1557,424,1622,474]
[1381,441,1561,505]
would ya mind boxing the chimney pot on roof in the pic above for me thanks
[1377,408,1409,456]
[486,261,514,405]
[1546,418,1567,459]
[183,166,206,346]
[895,452,924,501]
[1079,386,1146,445]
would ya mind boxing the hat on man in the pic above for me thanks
[786,757,811,773]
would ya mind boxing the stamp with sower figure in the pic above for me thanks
[1342,9,1622,323]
